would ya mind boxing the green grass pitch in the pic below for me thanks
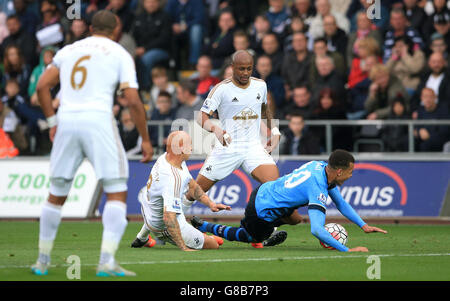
[1,221,449,281]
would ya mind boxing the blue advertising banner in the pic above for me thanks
[99,159,450,217]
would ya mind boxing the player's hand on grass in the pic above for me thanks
[348,246,369,252]
[209,203,231,212]
[362,224,388,234]
[140,140,154,163]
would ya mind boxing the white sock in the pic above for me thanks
[38,201,62,264]
[99,201,127,266]
[137,223,150,241]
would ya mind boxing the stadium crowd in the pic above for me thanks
[0,0,449,157]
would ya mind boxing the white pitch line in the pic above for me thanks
[2,253,450,269]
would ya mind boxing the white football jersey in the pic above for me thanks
[140,153,193,230]
[52,36,138,114]
[201,77,267,144]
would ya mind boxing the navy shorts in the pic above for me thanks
[240,186,288,242]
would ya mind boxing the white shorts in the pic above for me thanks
[199,142,276,181]
[140,199,205,250]
[49,111,128,195]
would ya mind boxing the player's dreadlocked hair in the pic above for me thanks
[91,10,117,36]
[328,149,355,170]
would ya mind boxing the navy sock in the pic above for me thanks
[199,221,252,242]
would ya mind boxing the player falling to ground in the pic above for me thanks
[31,10,153,277]
[192,149,388,251]
[183,50,282,247]
[131,131,231,251]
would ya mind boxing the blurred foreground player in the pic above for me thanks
[131,131,231,251]
[192,150,387,251]
[31,10,153,277]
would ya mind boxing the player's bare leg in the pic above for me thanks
[31,194,67,275]
[202,234,221,249]
[250,164,279,183]
[97,191,136,277]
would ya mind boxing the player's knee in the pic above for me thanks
[102,178,128,194]
[49,177,73,197]
[202,236,219,249]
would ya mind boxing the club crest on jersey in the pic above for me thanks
[232,97,239,102]
[233,107,259,129]
[317,193,327,205]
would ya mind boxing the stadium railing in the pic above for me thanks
[146,119,450,155]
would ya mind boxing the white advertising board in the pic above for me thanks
[0,159,100,218]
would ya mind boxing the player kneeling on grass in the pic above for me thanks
[131,131,230,251]
[191,149,387,251]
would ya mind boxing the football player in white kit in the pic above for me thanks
[31,11,153,277]
[131,131,231,250]
[185,50,285,247]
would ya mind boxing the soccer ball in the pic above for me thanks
[320,223,348,249]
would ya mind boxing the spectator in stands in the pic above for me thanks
[217,0,259,30]
[0,13,8,45]
[174,78,203,120]
[265,0,291,40]
[260,32,284,76]
[346,11,383,69]
[1,78,47,154]
[311,55,347,109]
[365,64,410,120]
[35,0,64,49]
[283,15,313,53]
[149,66,177,113]
[118,108,141,155]
[279,112,320,155]
[281,32,312,102]
[282,84,314,120]
[219,30,255,75]
[322,14,348,61]
[28,46,57,106]
[411,51,450,115]
[149,91,176,148]
[381,95,410,152]
[290,0,315,27]
[64,18,89,46]
[347,36,383,119]
[385,35,425,96]
[423,0,450,46]
[0,14,37,67]
[311,87,351,151]
[347,0,390,32]
[1,44,30,97]
[107,0,134,33]
[203,9,236,71]
[309,37,346,86]
[403,0,427,36]
[383,8,424,62]
[249,14,271,55]
[191,55,220,100]
[114,12,136,57]
[132,0,172,91]
[308,0,350,40]
[414,87,450,151]
[254,54,285,109]
[429,32,449,62]
[12,0,39,35]
[165,0,206,69]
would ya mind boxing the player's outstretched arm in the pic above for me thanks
[122,87,153,163]
[308,208,350,252]
[163,209,195,251]
[329,188,388,235]
[188,179,231,212]
[36,65,60,142]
